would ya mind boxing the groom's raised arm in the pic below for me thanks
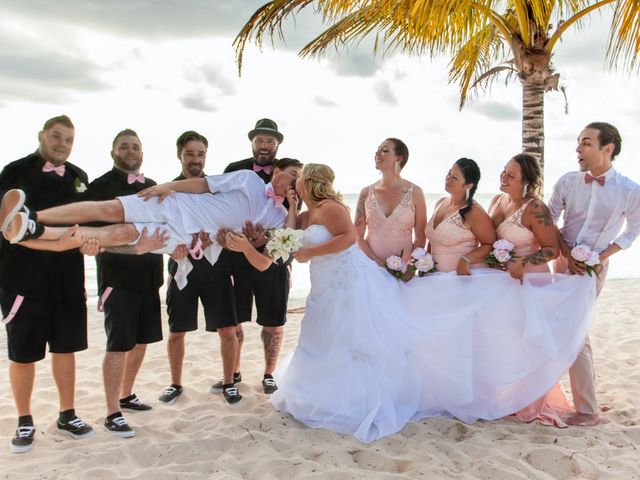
[137,178,209,202]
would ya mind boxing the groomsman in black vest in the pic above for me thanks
[0,115,94,453]
[85,129,163,437]
[210,118,289,395]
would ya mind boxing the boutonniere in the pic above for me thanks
[75,177,87,193]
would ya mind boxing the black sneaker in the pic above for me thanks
[119,394,152,411]
[262,375,278,394]
[222,384,243,405]
[158,385,183,405]
[56,415,95,440]
[0,189,25,232]
[10,425,35,453]
[104,414,135,438]
[209,372,242,394]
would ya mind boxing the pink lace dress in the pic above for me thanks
[425,199,482,272]
[493,195,572,427]
[364,185,415,259]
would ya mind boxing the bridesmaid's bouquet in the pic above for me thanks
[487,239,516,268]
[265,228,304,262]
[384,248,436,281]
[571,243,600,277]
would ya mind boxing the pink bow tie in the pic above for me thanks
[253,163,273,175]
[127,173,146,184]
[584,174,605,186]
[42,161,65,177]
[265,185,284,206]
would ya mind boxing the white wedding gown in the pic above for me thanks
[271,225,597,442]
[270,224,423,443]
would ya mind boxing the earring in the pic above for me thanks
[522,184,528,197]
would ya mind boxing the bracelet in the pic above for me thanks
[460,255,471,264]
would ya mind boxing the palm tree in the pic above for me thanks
[234,0,640,174]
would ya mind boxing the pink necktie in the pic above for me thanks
[42,162,65,177]
[127,173,146,184]
[253,163,273,175]
[584,174,605,186]
[265,185,284,206]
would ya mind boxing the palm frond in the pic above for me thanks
[607,0,640,70]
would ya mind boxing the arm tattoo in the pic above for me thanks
[522,247,554,265]
[354,193,367,229]
[531,201,552,226]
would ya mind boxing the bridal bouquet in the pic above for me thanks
[265,228,304,262]
[487,239,516,268]
[571,243,600,277]
[384,248,436,281]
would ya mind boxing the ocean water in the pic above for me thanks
[83,193,639,303]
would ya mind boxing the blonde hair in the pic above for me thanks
[301,164,347,209]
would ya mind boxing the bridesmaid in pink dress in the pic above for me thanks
[426,158,495,273]
[354,138,427,265]
[488,153,570,427]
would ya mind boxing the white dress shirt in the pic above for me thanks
[548,167,640,252]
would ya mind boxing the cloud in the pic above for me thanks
[374,80,398,105]
[180,92,217,112]
[313,96,337,107]
[328,50,383,77]
[472,101,520,121]
[200,64,237,96]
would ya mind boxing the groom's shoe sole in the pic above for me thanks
[0,189,25,232]
[4,213,28,244]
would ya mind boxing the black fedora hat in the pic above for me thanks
[248,118,284,143]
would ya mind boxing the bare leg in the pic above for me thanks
[38,199,125,225]
[52,353,75,412]
[233,325,244,373]
[10,361,35,417]
[261,326,283,375]
[218,326,238,384]
[103,352,125,416]
[120,344,146,399]
[21,224,140,251]
[167,332,186,385]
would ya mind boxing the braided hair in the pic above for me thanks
[455,158,481,220]
[300,164,347,210]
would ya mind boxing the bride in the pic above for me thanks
[226,163,597,442]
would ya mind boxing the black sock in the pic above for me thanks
[18,415,33,427]
[120,394,135,403]
[58,409,76,424]
[170,384,182,390]
[106,412,123,422]
[263,373,273,380]
[222,383,234,389]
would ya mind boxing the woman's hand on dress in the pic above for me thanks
[137,184,175,203]
[456,258,472,276]
[509,259,526,284]
[292,247,312,263]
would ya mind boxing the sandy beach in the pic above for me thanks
[1,278,639,479]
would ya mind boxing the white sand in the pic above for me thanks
[1,279,639,479]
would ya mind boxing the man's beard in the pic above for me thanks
[186,164,204,177]
[253,149,277,165]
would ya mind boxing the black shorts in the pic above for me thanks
[1,288,88,363]
[166,260,237,332]
[102,287,162,352]
[233,261,290,327]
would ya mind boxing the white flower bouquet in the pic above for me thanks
[487,239,516,268]
[265,228,304,262]
[384,248,436,281]
[571,244,600,277]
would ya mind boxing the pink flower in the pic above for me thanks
[571,244,592,262]
[493,239,515,251]
[493,249,512,263]
[416,254,435,273]
[585,250,600,267]
[411,248,427,260]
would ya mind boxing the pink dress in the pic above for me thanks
[364,185,415,259]
[493,195,572,427]
[425,199,481,272]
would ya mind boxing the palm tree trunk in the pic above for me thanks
[521,81,545,179]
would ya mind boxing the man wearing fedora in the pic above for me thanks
[210,118,288,396]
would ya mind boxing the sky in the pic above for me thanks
[1,1,639,195]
